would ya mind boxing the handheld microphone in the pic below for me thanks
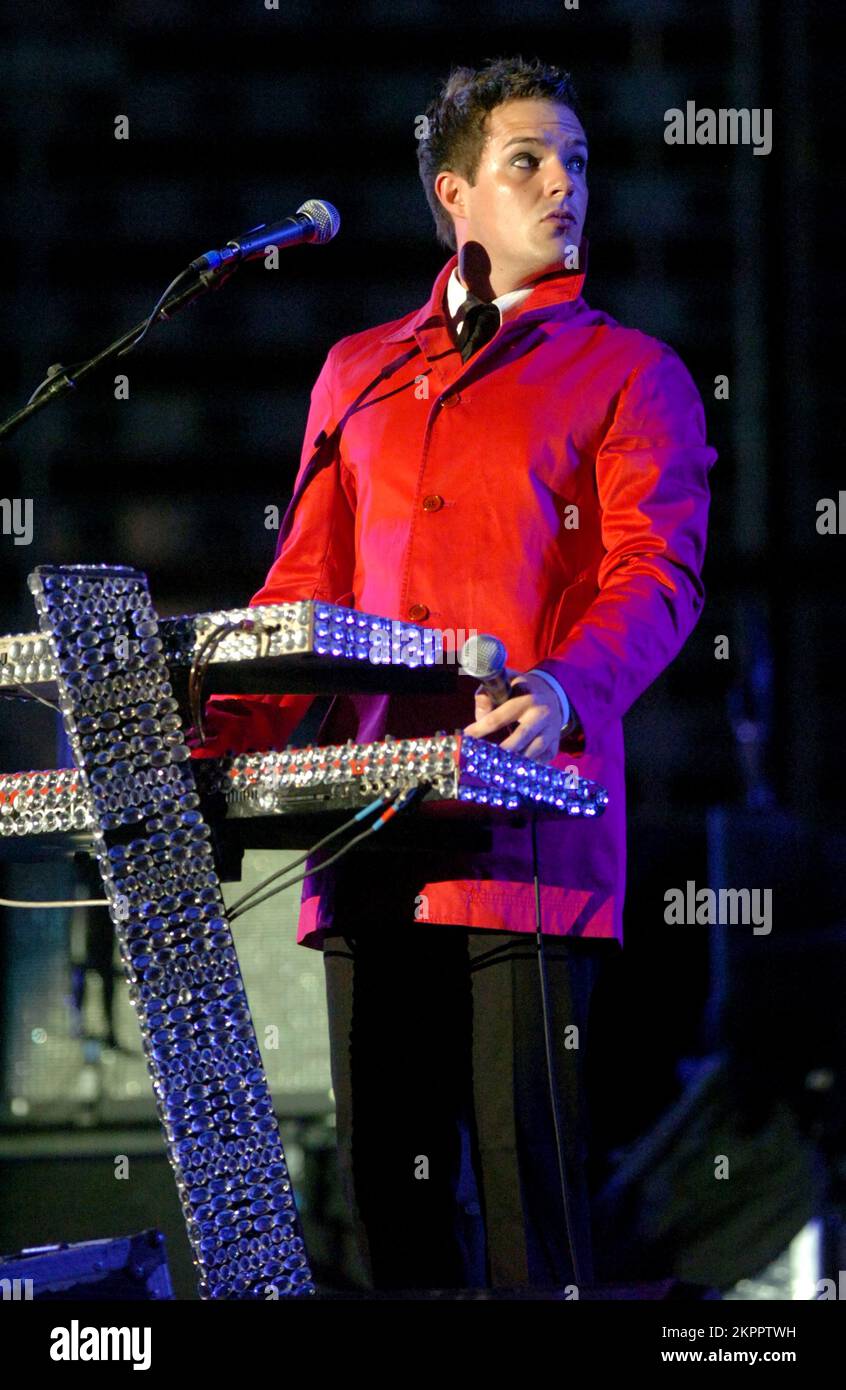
[458,633,524,708]
[190,199,341,273]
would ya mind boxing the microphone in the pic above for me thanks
[190,199,341,273]
[459,633,524,708]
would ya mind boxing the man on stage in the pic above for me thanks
[191,56,717,1292]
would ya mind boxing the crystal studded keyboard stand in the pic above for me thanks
[23,564,316,1300]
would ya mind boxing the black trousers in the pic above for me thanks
[322,923,615,1291]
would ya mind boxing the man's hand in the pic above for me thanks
[462,668,564,764]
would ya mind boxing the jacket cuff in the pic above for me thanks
[530,658,592,754]
[525,667,570,730]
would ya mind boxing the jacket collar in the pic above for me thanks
[379,237,589,345]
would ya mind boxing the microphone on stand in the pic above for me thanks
[0,201,342,443]
[190,199,341,273]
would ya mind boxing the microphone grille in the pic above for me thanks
[459,633,506,681]
[297,199,341,244]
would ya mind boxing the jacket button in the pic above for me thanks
[422,494,444,512]
[408,603,429,621]
[441,393,461,408]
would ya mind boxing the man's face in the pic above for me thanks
[435,98,589,293]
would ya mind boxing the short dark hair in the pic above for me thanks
[416,56,584,251]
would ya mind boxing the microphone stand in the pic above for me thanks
[0,264,235,443]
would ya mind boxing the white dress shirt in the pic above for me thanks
[446,264,534,332]
[445,266,574,735]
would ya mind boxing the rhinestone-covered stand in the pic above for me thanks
[27,563,315,1300]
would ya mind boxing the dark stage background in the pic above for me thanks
[0,0,843,1299]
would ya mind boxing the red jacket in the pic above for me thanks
[196,244,717,950]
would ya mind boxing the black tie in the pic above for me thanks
[458,296,501,363]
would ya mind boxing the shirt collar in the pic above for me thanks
[380,238,589,345]
[445,266,534,332]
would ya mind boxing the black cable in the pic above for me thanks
[227,782,428,922]
[188,616,280,742]
[531,806,584,1286]
[227,791,412,920]
[117,265,198,357]
[20,266,199,411]
[227,820,380,921]
[226,790,393,916]
[189,623,236,740]
[25,361,83,406]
